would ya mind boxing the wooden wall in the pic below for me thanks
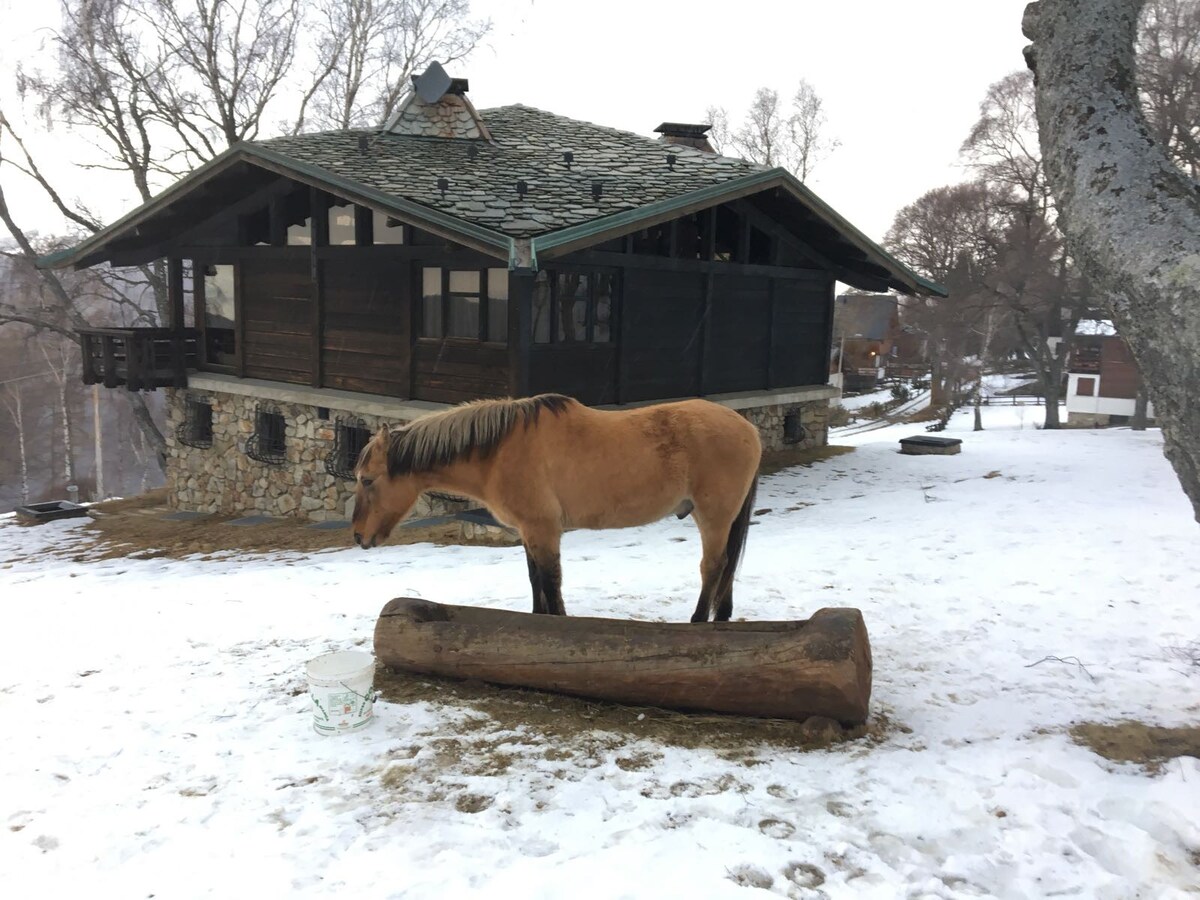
[321,257,410,396]
[412,341,509,404]
[528,346,617,405]
[240,258,312,384]
[619,269,705,402]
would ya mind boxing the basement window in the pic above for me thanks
[325,418,371,481]
[783,412,806,445]
[1076,377,1096,397]
[176,396,213,449]
[245,406,287,465]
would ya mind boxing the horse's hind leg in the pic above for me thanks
[690,519,729,623]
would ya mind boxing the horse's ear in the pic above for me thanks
[376,424,391,442]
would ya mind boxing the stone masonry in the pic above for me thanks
[164,383,832,522]
[163,388,470,522]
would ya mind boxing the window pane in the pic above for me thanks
[449,270,480,293]
[373,211,405,244]
[532,271,551,343]
[287,217,312,246]
[447,295,480,338]
[593,273,614,343]
[421,268,442,338]
[487,269,508,343]
[328,203,355,246]
[556,273,588,342]
[204,263,237,365]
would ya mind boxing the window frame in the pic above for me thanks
[418,267,508,345]
[534,266,618,347]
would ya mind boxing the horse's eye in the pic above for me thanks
[360,477,374,489]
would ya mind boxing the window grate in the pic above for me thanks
[245,405,287,465]
[176,395,213,449]
[783,412,806,445]
[325,417,371,480]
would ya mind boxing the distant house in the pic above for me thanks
[42,65,944,522]
[832,293,903,391]
[1065,320,1154,426]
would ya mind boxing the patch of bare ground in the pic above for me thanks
[375,663,891,757]
[1071,721,1200,772]
[759,444,854,477]
[18,490,515,562]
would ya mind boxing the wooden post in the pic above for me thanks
[167,258,185,331]
[374,599,873,725]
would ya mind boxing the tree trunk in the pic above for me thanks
[974,392,984,431]
[374,598,874,725]
[58,372,75,487]
[1024,0,1200,522]
[93,384,105,500]
[1132,384,1149,431]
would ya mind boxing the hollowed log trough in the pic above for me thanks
[374,599,872,725]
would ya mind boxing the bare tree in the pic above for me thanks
[707,79,838,180]
[1023,0,1200,521]
[1137,0,1200,178]
[961,69,1093,427]
[296,0,492,132]
[0,379,30,505]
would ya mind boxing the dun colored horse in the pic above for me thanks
[352,394,761,622]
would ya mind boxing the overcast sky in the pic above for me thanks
[0,0,1034,246]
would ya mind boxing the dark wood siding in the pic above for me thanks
[413,340,508,404]
[705,274,771,392]
[771,275,833,388]
[241,258,312,384]
[529,346,618,405]
[321,257,411,396]
[620,269,705,402]
[1099,337,1139,399]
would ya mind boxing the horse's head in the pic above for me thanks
[352,425,421,549]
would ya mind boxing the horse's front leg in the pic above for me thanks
[523,543,548,614]
[522,527,565,615]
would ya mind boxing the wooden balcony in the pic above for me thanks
[79,327,200,391]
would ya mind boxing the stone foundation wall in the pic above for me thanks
[163,388,470,522]
[164,386,831,521]
[741,399,830,453]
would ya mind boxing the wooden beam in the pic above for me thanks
[167,258,185,331]
[310,188,328,389]
[508,270,533,397]
[563,250,830,281]
[373,598,873,725]
[234,264,246,378]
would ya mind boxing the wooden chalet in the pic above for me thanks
[1065,321,1154,427]
[43,66,945,521]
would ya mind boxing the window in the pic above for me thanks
[287,217,312,245]
[533,268,616,345]
[325,418,371,480]
[203,264,236,366]
[328,203,355,246]
[487,269,508,342]
[448,270,481,338]
[373,211,405,245]
[176,396,213,449]
[1077,377,1096,397]
[713,205,740,261]
[245,407,286,465]
[556,273,588,342]
[421,268,507,343]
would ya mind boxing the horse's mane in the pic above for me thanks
[385,393,575,477]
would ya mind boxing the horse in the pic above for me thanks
[351,393,761,623]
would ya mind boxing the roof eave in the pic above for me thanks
[530,168,948,298]
[38,143,515,270]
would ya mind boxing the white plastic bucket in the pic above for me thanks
[306,650,376,735]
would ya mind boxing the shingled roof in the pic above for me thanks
[255,105,765,239]
[38,100,945,296]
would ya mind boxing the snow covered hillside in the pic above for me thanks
[2,406,1198,898]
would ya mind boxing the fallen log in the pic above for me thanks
[373,599,872,725]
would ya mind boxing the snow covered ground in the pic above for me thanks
[3,405,1199,899]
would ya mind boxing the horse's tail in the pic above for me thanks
[714,473,758,607]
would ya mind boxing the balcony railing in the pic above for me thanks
[79,327,200,391]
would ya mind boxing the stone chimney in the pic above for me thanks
[382,63,491,141]
[654,122,715,153]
